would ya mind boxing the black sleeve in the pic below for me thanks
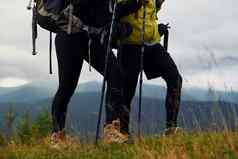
[116,0,142,18]
[73,0,112,28]
[156,0,164,11]
[43,0,65,14]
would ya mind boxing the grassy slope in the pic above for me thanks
[1,132,238,159]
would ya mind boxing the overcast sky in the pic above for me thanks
[0,0,237,91]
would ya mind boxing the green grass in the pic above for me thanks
[1,132,238,159]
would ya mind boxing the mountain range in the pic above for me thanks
[0,80,237,103]
[0,80,238,134]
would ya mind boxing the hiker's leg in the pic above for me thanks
[84,37,124,125]
[52,33,86,133]
[147,44,182,128]
[119,44,141,133]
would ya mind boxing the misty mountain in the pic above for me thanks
[0,80,238,134]
[0,80,238,104]
[0,87,19,96]
[0,91,238,135]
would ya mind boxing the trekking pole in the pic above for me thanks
[32,2,38,55]
[95,0,118,145]
[163,23,170,51]
[49,32,53,74]
[27,0,38,55]
[138,0,147,137]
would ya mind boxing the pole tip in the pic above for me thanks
[32,52,37,56]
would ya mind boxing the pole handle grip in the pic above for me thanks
[27,0,33,10]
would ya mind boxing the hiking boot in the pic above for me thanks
[103,119,129,144]
[50,131,66,144]
[164,127,183,136]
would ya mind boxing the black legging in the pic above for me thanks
[52,32,123,133]
[118,44,183,133]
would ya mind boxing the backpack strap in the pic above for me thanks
[67,2,74,34]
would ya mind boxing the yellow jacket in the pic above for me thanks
[120,0,161,45]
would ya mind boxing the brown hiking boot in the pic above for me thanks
[50,131,66,144]
[44,131,80,150]
[103,119,129,144]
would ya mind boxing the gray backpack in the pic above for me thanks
[27,0,106,73]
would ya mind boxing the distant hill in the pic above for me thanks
[0,80,238,103]
[0,87,19,96]
[0,80,238,135]
[0,90,238,135]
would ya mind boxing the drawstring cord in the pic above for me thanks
[87,33,92,72]
[87,27,108,72]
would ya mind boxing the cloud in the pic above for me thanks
[0,0,237,90]
[161,0,238,58]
